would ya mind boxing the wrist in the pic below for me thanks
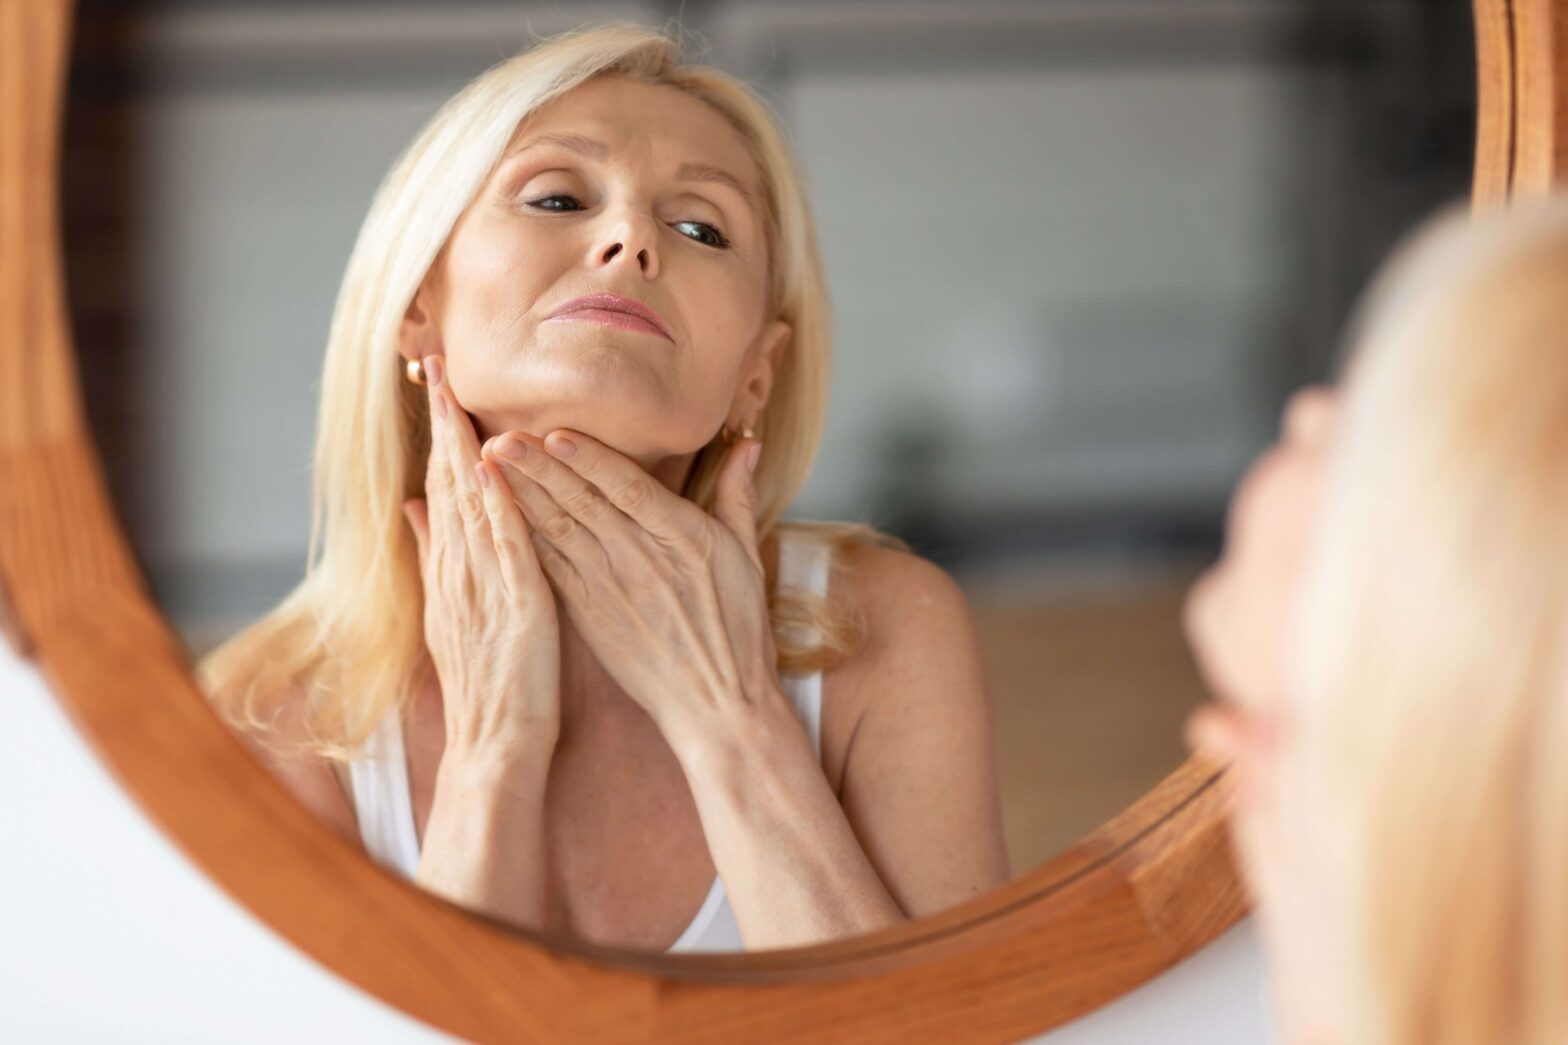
[436,736,554,799]
[669,685,807,783]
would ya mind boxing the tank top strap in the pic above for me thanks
[347,707,421,878]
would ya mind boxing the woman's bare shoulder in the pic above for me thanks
[831,539,979,663]
[219,684,365,852]
[818,540,987,772]
[819,540,1010,910]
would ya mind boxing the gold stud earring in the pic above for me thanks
[405,358,426,386]
[722,421,757,444]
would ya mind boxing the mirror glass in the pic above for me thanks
[65,0,1475,954]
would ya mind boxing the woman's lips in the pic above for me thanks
[544,308,671,339]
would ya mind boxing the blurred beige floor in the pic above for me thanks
[970,567,1210,876]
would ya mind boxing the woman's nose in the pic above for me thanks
[594,211,660,279]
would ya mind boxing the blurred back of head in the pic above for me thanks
[1293,193,1568,1045]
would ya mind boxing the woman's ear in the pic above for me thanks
[399,281,441,365]
[735,319,792,416]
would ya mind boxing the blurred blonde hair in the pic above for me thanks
[1290,194,1568,1044]
[198,21,904,761]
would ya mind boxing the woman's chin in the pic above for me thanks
[528,345,669,402]
[470,398,660,457]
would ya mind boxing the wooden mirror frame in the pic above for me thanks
[2,1,1560,1039]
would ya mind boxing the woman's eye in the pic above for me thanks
[526,194,584,212]
[673,220,731,250]
[524,194,730,250]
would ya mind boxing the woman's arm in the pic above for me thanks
[675,693,908,949]
[673,543,1010,949]
[825,544,1013,915]
[236,699,554,929]
[415,740,554,928]
[400,357,566,930]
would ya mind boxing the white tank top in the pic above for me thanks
[347,530,832,953]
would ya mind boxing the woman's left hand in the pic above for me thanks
[484,428,782,751]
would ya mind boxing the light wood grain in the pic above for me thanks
[0,0,1531,1040]
[1512,0,1568,193]
[1474,0,1518,206]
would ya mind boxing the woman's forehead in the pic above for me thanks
[507,77,758,189]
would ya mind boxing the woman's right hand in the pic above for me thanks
[402,353,562,762]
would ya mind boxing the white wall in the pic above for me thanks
[0,647,1268,1043]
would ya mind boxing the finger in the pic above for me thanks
[712,435,763,574]
[421,356,459,562]
[475,452,547,602]
[492,434,616,561]
[484,444,587,604]
[429,355,499,575]
[403,497,430,578]
[538,429,696,544]
[528,523,587,609]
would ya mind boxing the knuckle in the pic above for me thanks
[454,490,485,524]
[563,487,601,518]
[616,476,656,512]
[543,513,578,544]
[533,535,571,578]
[425,467,454,497]
[687,527,717,561]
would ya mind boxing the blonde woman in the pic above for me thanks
[198,22,1011,953]
[1185,195,1568,1043]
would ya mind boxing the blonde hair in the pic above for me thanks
[1289,194,1568,1044]
[198,21,905,761]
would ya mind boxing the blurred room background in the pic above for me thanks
[62,0,1474,873]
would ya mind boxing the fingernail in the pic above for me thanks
[746,442,762,473]
[546,434,576,459]
[498,439,527,461]
[425,355,444,387]
[474,461,491,488]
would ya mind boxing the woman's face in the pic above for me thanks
[1182,386,1354,1042]
[402,74,791,486]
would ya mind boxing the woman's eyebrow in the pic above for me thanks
[507,131,756,213]
[671,162,756,213]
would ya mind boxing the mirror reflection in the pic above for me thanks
[64,0,1474,954]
